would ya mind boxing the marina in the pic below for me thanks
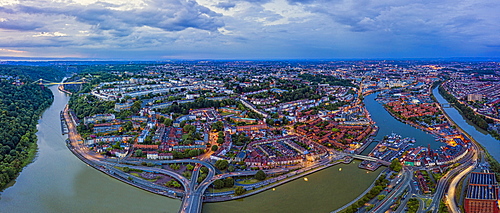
[60,111,69,135]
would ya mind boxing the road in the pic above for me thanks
[369,169,412,213]
[64,106,216,213]
[63,94,483,213]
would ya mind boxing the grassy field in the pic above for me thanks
[237,179,259,184]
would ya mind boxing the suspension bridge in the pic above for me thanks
[33,78,87,86]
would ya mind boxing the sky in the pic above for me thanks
[0,0,499,60]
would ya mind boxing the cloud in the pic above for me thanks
[0,18,43,31]
[0,0,499,59]
[32,32,67,37]
[216,2,236,10]
[282,0,500,43]
[0,0,225,35]
[0,48,26,53]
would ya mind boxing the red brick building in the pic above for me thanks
[464,172,500,213]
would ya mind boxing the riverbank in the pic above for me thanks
[439,83,500,140]
[203,160,384,213]
[63,101,376,206]
[376,95,441,139]
[58,85,73,95]
[205,157,356,202]
[0,83,54,191]
[0,141,39,192]
[432,86,500,175]
[62,104,185,200]
[1,86,181,213]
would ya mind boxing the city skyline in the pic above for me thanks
[1,0,499,60]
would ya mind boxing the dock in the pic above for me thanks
[60,111,69,134]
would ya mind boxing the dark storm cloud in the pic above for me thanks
[0,0,224,34]
[286,0,318,4]
[216,2,236,10]
[0,19,43,31]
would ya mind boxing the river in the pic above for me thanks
[362,92,440,155]
[0,86,181,213]
[3,85,489,213]
[432,87,500,161]
[203,161,382,213]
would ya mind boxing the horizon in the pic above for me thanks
[1,56,500,63]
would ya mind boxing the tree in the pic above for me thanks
[186,164,194,171]
[131,100,142,114]
[166,179,181,188]
[213,179,225,189]
[254,170,266,181]
[211,121,224,132]
[389,158,402,172]
[164,118,173,127]
[197,173,207,183]
[182,171,192,179]
[183,124,196,133]
[0,77,60,189]
[211,145,218,152]
[200,166,209,174]
[123,167,130,173]
[170,164,180,170]
[188,149,200,157]
[377,194,386,200]
[216,137,224,145]
[135,149,143,157]
[224,177,234,187]
[215,160,229,170]
[235,186,246,195]
[228,165,235,172]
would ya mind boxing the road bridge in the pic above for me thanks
[440,103,452,108]
[348,154,391,166]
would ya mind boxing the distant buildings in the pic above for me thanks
[464,172,500,213]
[467,94,483,102]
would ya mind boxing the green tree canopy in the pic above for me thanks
[235,186,246,195]
[254,170,266,181]
[389,158,402,172]
[213,179,225,189]
[215,160,229,170]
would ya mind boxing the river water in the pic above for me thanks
[203,161,382,213]
[361,92,440,155]
[432,87,500,161]
[0,86,180,213]
[3,85,493,213]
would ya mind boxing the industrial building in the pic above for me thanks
[464,172,500,213]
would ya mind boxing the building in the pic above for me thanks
[84,114,116,125]
[114,102,133,112]
[467,94,483,102]
[464,172,500,213]
[93,123,121,133]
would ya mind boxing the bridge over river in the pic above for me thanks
[348,154,391,166]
